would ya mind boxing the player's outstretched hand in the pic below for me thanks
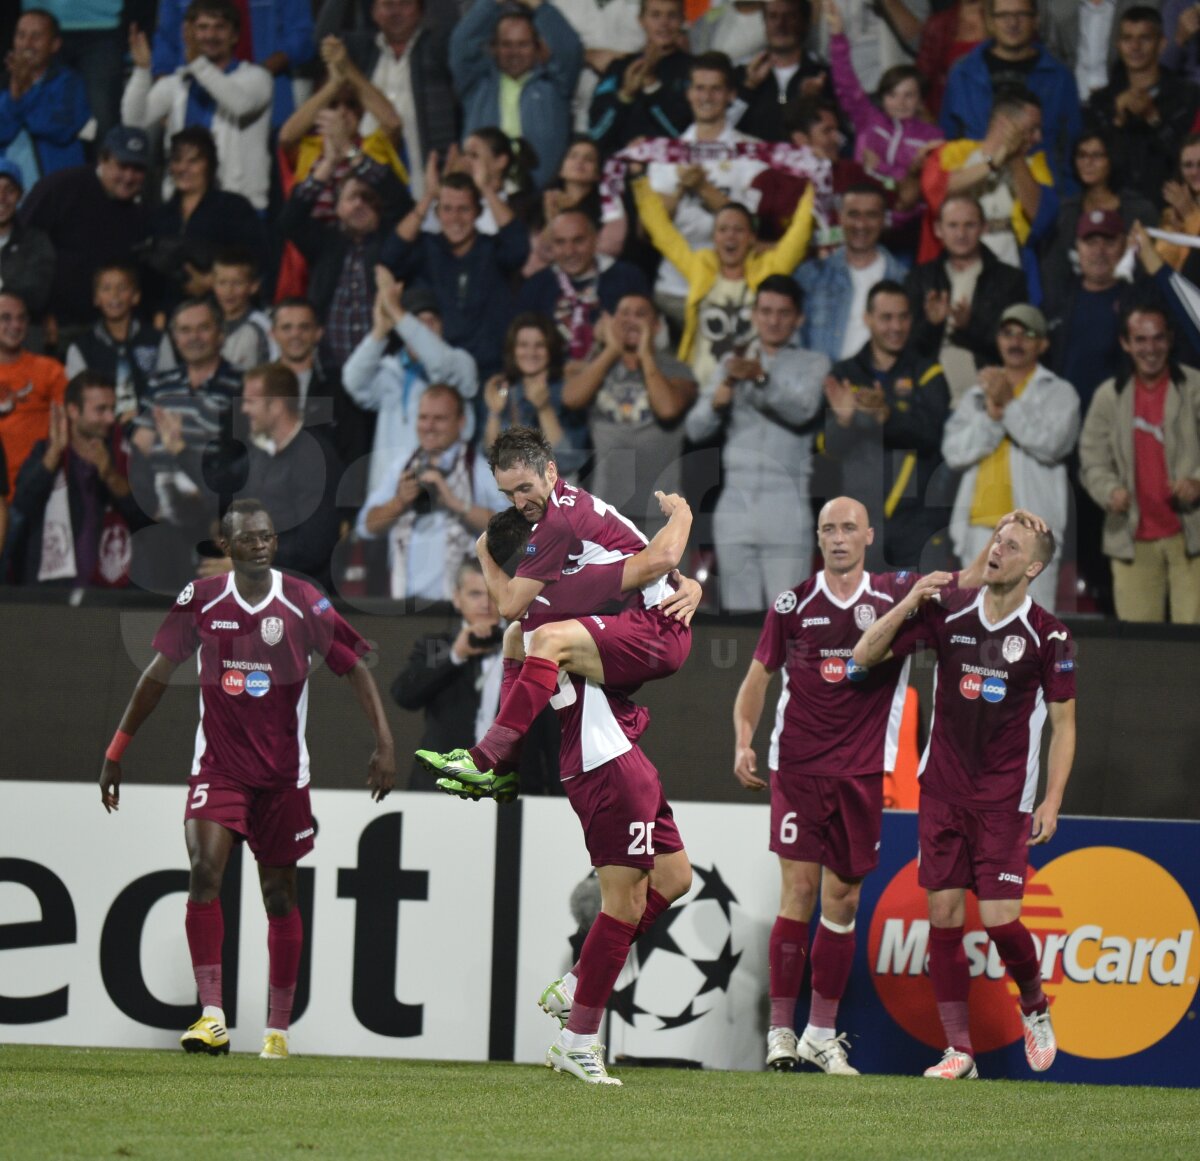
[100,759,122,813]
[1028,801,1059,845]
[734,746,766,792]
[368,745,396,802]
[660,571,702,624]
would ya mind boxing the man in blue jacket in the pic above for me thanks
[0,9,91,189]
[451,0,583,190]
[940,0,1081,194]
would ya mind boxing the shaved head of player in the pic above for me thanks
[816,497,874,577]
[490,425,559,524]
[731,493,928,1076]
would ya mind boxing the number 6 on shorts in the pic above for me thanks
[779,811,798,845]
[628,820,656,855]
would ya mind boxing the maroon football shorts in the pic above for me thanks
[578,606,691,692]
[769,771,884,879]
[563,745,684,870]
[183,771,315,866]
[917,794,1033,899]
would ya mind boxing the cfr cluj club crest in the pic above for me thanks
[1002,635,1026,663]
[261,616,284,646]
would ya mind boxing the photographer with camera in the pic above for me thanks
[684,275,829,612]
[391,557,559,792]
[358,383,506,601]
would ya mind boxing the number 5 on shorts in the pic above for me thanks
[779,811,798,845]
[628,821,656,855]
[190,782,210,809]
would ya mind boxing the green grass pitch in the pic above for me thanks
[4,1045,1198,1161]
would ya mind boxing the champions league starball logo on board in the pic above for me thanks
[610,865,743,1031]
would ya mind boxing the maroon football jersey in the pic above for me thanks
[522,557,630,631]
[754,570,920,777]
[890,583,1077,812]
[552,671,650,781]
[152,571,368,788]
[516,478,673,608]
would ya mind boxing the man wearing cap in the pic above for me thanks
[0,9,92,189]
[19,125,152,334]
[942,303,1081,609]
[343,267,479,497]
[0,160,54,327]
[1044,208,1135,416]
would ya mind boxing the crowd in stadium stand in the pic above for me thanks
[3,0,1200,623]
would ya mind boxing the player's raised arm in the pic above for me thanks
[1030,699,1076,846]
[475,530,546,620]
[99,652,180,813]
[621,492,693,589]
[852,572,953,668]
[732,659,773,791]
[959,509,1051,587]
[343,660,396,802]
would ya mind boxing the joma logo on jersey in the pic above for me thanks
[211,620,240,630]
[950,634,977,645]
[803,616,831,627]
[998,872,1024,885]
[294,828,315,842]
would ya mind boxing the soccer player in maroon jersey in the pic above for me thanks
[417,425,694,797]
[437,502,701,1085]
[732,496,1043,1074]
[99,500,396,1060]
[853,513,1077,1080]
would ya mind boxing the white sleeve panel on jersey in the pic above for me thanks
[580,680,634,773]
[191,647,207,779]
[1020,687,1047,814]
[295,679,312,790]
[917,666,938,778]
[767,668,791,775]
[882,656,912,774]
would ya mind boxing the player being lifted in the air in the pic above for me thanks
[417,426,693,799]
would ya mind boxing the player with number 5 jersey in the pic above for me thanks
[98,501,396,1062]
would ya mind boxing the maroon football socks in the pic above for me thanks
[185,898,224,1009]
[566,912,638,1037]
[470,656,559,771]
[267,908,304,1030]
[809,920,855,1031]
[768,916,809,1028]
[987,918,1048,1014]
[928,924,974,1055]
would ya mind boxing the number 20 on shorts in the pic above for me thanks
[628,821,656,855]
